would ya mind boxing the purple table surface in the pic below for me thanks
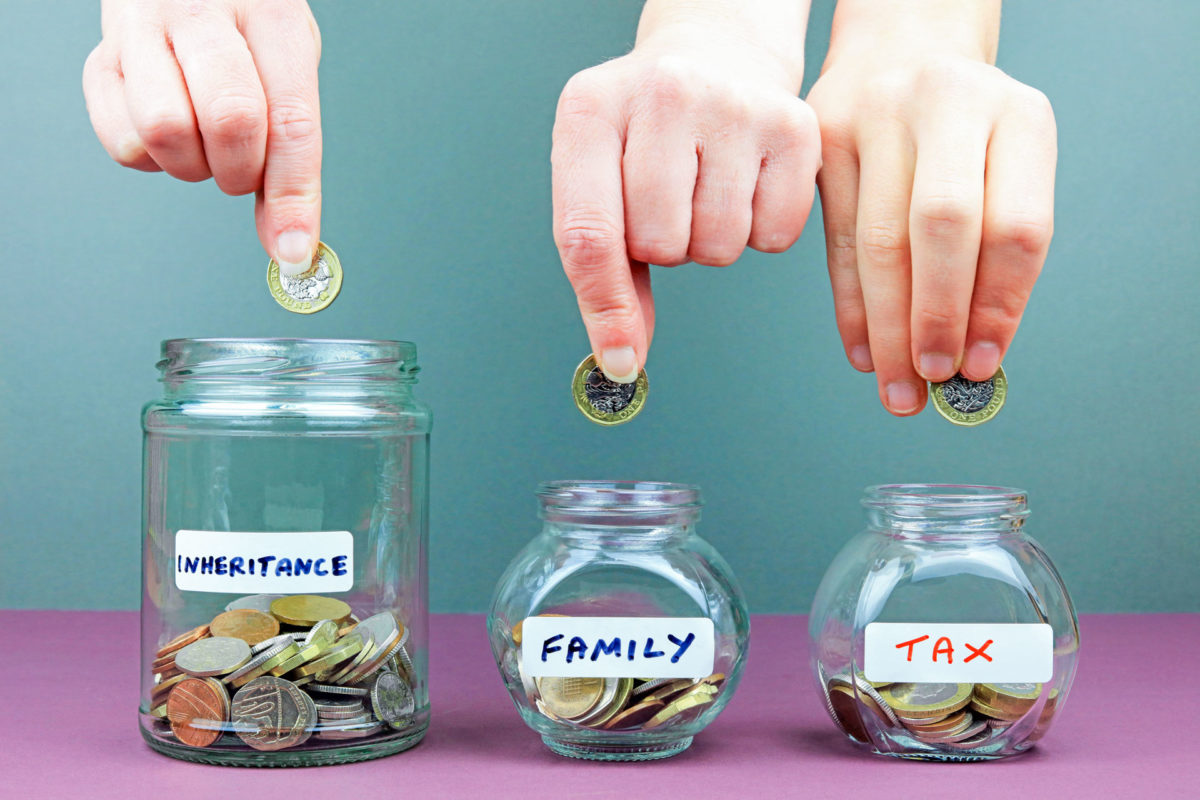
[2,612,1196,799]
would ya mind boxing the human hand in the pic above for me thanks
[552,21,820,383]
[809,46,1056,415]
[83,0,324,275]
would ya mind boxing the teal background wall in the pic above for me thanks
[1,1,1196,612]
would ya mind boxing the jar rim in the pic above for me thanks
[863,483,1029,521]
[538,480,702,513]
[158,338,418,382]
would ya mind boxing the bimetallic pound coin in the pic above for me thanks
[223,639,300,687]
[537,676,606,720]
[174,636,252,677]
[252,632,305,655]
[930,365,1008,426]
[576,678,633,728]
[166,677,230,748]
[974,682,1042,714]
[267,241,343,314]
[878,683,973,720]
[642,684,716,729]
[291,634,364,679]
[571,354,648,426]
[369,670,416,726]
[270,595,353,627]
[303,619,340,650]
[231,676,316,751]
[210,609,281,646]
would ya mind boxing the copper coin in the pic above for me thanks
[828,685,872,742]
[151,673,189,703]
[602,700,666,730]
[155,624,210,659]
[210,609,281,646]
[167,677,230,748]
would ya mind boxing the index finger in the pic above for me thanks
[552,74,649,384]
[243,3,322,275]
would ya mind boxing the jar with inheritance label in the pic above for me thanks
[809,485,1080,761]
[140,339,430,766]
[488,481,750,761]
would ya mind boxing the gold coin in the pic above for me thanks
[642,684,716,729]
[968,696,1027,722]
[209,609,280,646]
[930,365,1007,426]
[537,676,606,719]
[974,682,1042,713]
[571,354,648,426]
[270,595,353,627]
[878,683,973,719]
[266,240,343,314]
[579,678,635,728]
[290,634,364,678]
[269,637,336,676]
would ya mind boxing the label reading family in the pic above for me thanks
[174,530,354,594]
[864,622,1053,683]
[522,616,715,679]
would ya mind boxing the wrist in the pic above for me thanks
[823,0,999,72]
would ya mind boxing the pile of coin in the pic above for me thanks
[823,674,1058,752]
[527,673,726,731]
[148,594,417,750]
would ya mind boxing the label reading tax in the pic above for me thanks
[864,622,1053,683]
[174,530,353,594]
[521,616,715,679]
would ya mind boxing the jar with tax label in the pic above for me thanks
[140,339,430,766]
[488,481,750,761]
[809,484,1079,761]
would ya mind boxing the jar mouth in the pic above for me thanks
[863,484,1029,531]
[158,338,418,383]
[538,481,702,527]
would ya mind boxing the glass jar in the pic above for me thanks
[809,485,1079,761]
[140,339,431,766]
[488,481,750,761]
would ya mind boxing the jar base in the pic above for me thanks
[541,735,693,761]
[141,723,428,767]
[874,746,1032,763]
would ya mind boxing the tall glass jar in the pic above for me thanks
[809,485,1079,761]
[488,481,750,761]
[140,339,431,766]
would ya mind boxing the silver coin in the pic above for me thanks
[223,638,297,684]
[632,677,676,697]
[231,676,316,751]
[315,720,382,740]
[573,677,622,724]
[829,673,901,727]
[251,632,305,655]
[319,712,375,727]
[174,636,252,677]
[939,374,995,413]
[278,251,333,303]
[224,594,285,614]
[324,629,376,685]
[885,682,964,707]
[317,706,369,721]
[370,670,416,726]
[313,697,365,713]
[348,628,408,685]
[307,683,369,697]
[395,644,415,679]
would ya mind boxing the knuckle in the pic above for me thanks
[859,225,909,266]
[861,69,913,110]
[627,237,687,267]
[913,195,977,235]
[268,100,320,144]
[986,213,1053,256]
[688,243,742,267]
[636,56,695,109]
[1013,85,1055,125]
[203,96,266,145]
[112,134,150,167]
[137,111,194,151]
[557,217,624,270]
[581,300,640,334]
[914,304,960,329]
[557,69,610,122]
[914,57,978,97]
[749,228,799,254]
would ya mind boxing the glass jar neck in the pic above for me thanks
[538,481,701,549]
[157,338,418,401]
[862,484,1029,540]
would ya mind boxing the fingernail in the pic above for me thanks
[599,347,639,384]
[276,231,314,277]
[885,381,921,414]
[918,352,956,381]
[849,345,874,372]
[963,341,1001,380]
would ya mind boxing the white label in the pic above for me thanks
[521,616,715,679]
[174,530,354,594]
[864,622,1053,683]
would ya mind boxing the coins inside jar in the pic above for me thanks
[266,240,343,314]
[822,674,1059,752]
[145,594,418,751]
[929,365,1008,426]
[571,354,648,425]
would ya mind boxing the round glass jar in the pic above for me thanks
[809,485,1079,761]
[488,481,750,761]
[140,339,431,766]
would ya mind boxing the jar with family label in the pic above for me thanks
[140,339,430,766]
[809,485,1080,761]
[488,481,750,761]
